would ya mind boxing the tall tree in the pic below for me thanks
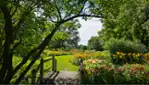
[49,20,81,49]
[0,0,102,83]
[88,36,103,51]
[98,0,149,50]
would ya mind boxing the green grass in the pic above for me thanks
[13,55,78,72]
[43,55,78,71]
[55,55,78,71]
[12,55,78,83]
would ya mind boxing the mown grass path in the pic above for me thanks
[54,55,78,71]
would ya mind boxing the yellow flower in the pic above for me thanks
[122,53,126,56]
[113,54,116,57]
[88,59,93,63]
[116,52,120,55]
[144,54,147,58]
[92,60,96,63]
[128,53,131,56]
[132,53,135,56]
[137,53,140,57]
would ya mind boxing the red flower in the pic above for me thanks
[130,69,137,74]
[145,71,149,76]
[134,67,144,71]
[117,68,125,73]
[139,67,144,71]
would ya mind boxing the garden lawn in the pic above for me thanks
[12,55,78,83]
[43,55,78,71]
[54,55,78,71]
[13,55,78,76]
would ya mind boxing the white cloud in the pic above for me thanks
[78,18,102,45]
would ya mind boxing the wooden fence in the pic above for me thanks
[30,56,57,84]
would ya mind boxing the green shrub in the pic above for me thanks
[103,38,147,55]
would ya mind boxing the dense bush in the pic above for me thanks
[103,38,147,54]
[81,59,149,84]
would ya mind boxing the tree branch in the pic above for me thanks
[78,0,87,14]
[10,0,21,18]
[10,6,18,18]
[62,14,102,23]
[54,0,62,21]
[14,23,61,83]
[63,0,87,20]
[13,0,41,32]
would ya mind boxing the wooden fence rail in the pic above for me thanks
[30,56,57,84]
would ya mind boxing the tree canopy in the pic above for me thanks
[0,0,102,83]
[1,0,149,84]
[97,0,149,50]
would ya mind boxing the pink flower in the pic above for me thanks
[130,69,137,74]
[145,71,149,76]
[117,68,125,73]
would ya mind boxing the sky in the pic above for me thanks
[78,18,102,45]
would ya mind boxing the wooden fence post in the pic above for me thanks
[52,56,55,71]
[40,58,43,83]
[55,59,57,71]
[79,58,83,72]
[79,58,85,83]
[31,69,36,84]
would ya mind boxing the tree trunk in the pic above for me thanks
[0,4,13,83]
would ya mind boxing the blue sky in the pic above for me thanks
[78,18,102,45]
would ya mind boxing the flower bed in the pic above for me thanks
[81,59,149,84]
[111,52,149,65]
[72,51,109,65]
[43,50,71,56]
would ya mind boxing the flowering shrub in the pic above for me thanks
[111,52,149,65]
[74,52,90,60]
[83,59,105,73]
[43,50,71,56]
[81,60,149,84]
[72,51,108,65]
